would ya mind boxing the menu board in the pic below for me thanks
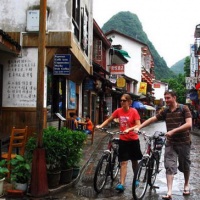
[2,49,38,107]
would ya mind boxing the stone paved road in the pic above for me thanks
[49,121,200,200]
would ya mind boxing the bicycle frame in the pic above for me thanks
[93,128,121,193]
[132,131,165,200]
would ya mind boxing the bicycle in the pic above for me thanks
[93,128,121,193]
[132,130,166,200]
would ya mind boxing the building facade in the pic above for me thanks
[0,0,93,137]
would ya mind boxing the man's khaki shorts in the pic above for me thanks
[164,143,191,175]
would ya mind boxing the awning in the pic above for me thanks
[109,48,129,65]
[132,101,145,109]
[114,48,131,58]
[144,105,156,111]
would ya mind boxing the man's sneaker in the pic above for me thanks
[135,180,140,187]
[115,184,125,192]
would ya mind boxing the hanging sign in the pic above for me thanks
[138,82,147,95]
[53,54,71,75]
[116,77,126,88]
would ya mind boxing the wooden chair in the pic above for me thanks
[1,126,28,178]
[65,118,75,130]
[87,125,95,145]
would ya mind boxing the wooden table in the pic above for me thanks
[77,121,86,130]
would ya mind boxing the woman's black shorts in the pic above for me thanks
[118,139,143,162]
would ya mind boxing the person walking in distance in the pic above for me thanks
[96,93,143,192]
[133,90,192,200]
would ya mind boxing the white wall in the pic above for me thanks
[0,0,92,32]
[106,33,143,94]
[0,0,93,62]
[108,33,142,82]
[153,81,167,100]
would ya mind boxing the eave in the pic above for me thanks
[0,30,21,55]
[8,31,91,74]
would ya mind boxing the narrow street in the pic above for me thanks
[52,121,200,200]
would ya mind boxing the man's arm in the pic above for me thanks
[166,117,192,137]
[125,116,158,132]
[138,116,158,129]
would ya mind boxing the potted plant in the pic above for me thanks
[0,160,9,196]
[43,126,65,188]
[24,134,37,164]
[59,128,86,183]
[59,128,75,184]
[10,155,31,192]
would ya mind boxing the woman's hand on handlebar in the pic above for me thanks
[123,128,130,134]
[96,125,102,129]
[133,125,140,133]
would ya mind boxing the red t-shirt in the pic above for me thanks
[86,120,93,132]
[112,108,140,141]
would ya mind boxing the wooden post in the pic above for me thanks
[30,0,49,196]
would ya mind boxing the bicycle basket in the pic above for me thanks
[154,136,165,150]
[153,132,165,150]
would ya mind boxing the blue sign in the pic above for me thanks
[53,54,71,75]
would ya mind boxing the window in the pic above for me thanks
[93,39,102,62]
[81,7,89,55]
[72,0,80,41]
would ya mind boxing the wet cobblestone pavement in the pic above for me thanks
[4,122,200,200]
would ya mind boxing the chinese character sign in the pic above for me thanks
[110,65,124,75]
[2,48,38,107]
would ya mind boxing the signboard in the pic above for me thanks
[116,77,126,88]
[68,80,76,109]
[2,48,38,107]
[110,64,124,75]
[138,82,147,95]
[185,77,197,89]
[84,78,94,90]
[53,54,71,75]
[153,83,160,88]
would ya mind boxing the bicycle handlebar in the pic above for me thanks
[138,130,165,139]
[97,128,122,135]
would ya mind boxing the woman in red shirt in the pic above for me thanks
[96,93,142,192]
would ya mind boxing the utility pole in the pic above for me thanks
[30,0,49,196]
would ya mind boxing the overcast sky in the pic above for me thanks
[93,0,200,67]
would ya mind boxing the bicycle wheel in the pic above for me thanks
[149,155,159,187]
[132,159,149,200]
[93,154,110,193]
[111,150,120,180]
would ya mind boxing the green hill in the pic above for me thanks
[170,58,186,75]
[101,11,176,80]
